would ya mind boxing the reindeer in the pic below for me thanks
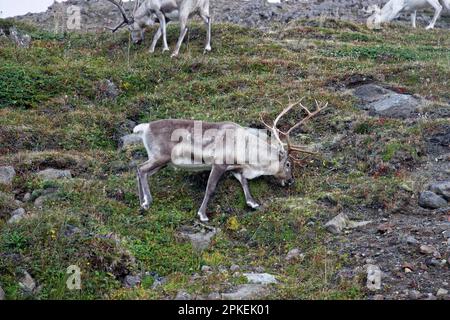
[366,0,450,30]
[132,99,328,222]
[105,0,211,57]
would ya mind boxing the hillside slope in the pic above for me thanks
[0,18,449,300]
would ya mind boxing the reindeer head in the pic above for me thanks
[261,98,329,187]
[105,0,147,44]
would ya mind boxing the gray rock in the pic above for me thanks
[34,192,60,209]
[420,244,438,255]
[201,265,212,273]
[230,264,240,272]
[19,271,36,294]
[123,275,141,288]
[255,266,265,273]
[97,79,120,100]
[408,290,421,300]
[0,285,5,300]
[0,166,16,185]
[366,264,382,291]
[430,182,450,201]
[37,168,72,180]
[353,84,421,118]
[406,236,419,245]
[437,288,448,297]
[285,248,302,262]
[222,284,269,300]
[8,208,26,224]
[207,292,221,300]
[174,290,192,300]
[243,273,277,285]
[418,191,447,209]
[119,134,142,150]
[178,227,217,252]
[23,193,32,202]
[443,230,450,239]
[324,213,349,234]
[8,26,31,48]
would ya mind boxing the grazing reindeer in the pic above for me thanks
[133,99,328,222]
[366,0,450,29]
[105,0,211,57]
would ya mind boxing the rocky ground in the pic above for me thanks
[12,0,450,32]
[0,2,449,301]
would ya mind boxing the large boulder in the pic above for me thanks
[418,191,448,209]
[36,168,72,180]
[429,182,450,201]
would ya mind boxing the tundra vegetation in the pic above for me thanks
[0,17,449,300]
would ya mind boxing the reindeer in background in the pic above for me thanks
[132,99,328,222]
[366,0,450,29]
[105,0,211,57]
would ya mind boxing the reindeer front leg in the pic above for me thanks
[425,0,443,29]
[232,172,260,209]
[411,10,417,28]
[199,11,211,53]
[149,25,162,53]
[171,15,188,58]
[155,12,170,52]
[197,165,227,222]
[137,160,166,210]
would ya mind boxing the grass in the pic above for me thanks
[0,18,449,300]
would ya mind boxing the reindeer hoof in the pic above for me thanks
[170,53,179,58]
[198,212,209,222]
[203,46,211,54]
[247,201,260,210]
[425,25,434,30]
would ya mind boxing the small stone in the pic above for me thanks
[207,292,221,300]
[408,290,421,299]
[0,166,16,185]
[123,275,141,288]
[429,182,450,201]
[285,248,303,262]
[174,290,192,300]
[418,191,447,209]
[373,294,384,300]
[255,266,265,273]
[230,264,240,272]
[201,265,212,273]
[19,271,36,294]
[324,213,349,234]
[23,193,32,202]
[221,284,268,300]
[37,169,72,180]
[404,268,412,273]
[0,285,5,300]
[177,227,217,252]
[442,230,450,239]
[243,273,277,285]
[218,266,228,274]
[377,222,393,234]
[366,265,381,291]
[406,236,419,245]
[8,208,26,224]
[34,193,59,209]
[420,244,438,255]
[436,288,448,297]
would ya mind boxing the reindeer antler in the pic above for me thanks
[260,97,328,155]
[104,0,134,32]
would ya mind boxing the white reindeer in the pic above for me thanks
[367,0,450,29]
[105,0,211,57]
[132,100,328,222]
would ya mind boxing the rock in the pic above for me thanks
[207,292,221,300]
[174,290,192,300]
[201,265,212,273]
[119,134,142,150]
[430,182,450,201]
[23,192,32,202]
[8,26,31,48]
[151,276,167,289]
[373,294,384,300]
[324,213,349,234]
[0,166,16,185]
[96,79,120,100]
[19,271,36,294]
[353,84,421,118]
[437,288,448,297]
[285,248,303,262]
[0,285,5,300]
[34,193,60,209]
[366,265,382,291]
[408,290,421,299]
[443,230,450,239]
[230,264,240,272]
[221,284,269,300]
[177,227,217,252]
[255,266,265,273]
[37,168,72,180]
[406,236,419,245]
[123,275,141,288]
[420,244,438,255]
[8,208,26,224]
[418,191,447,209]
[243,273,277,285]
